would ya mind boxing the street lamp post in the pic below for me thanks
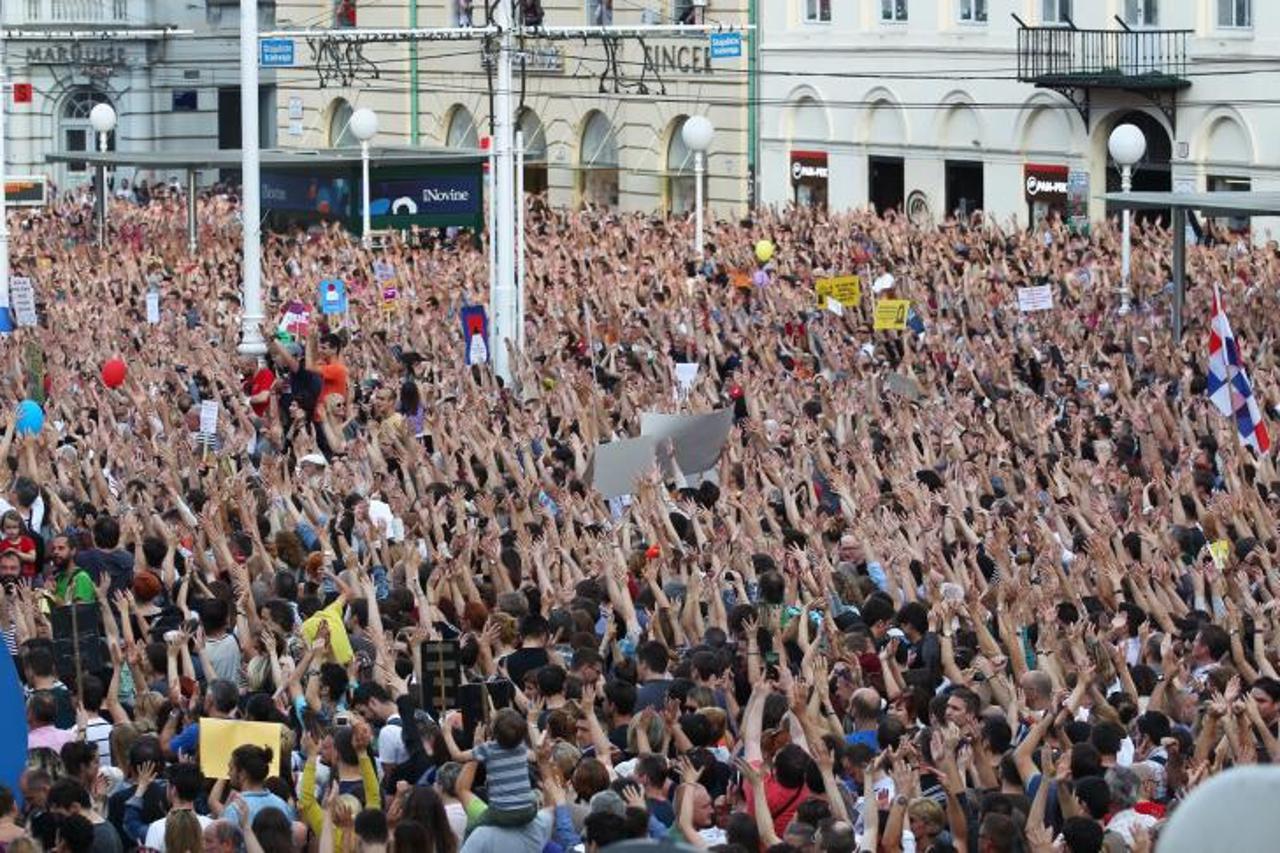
[89,103,117,248]
[681,115,714,258]
[1108,123,1146,315]
[350,107,379,248]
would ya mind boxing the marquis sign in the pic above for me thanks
[26,43,128,67]
[642,44,715,75]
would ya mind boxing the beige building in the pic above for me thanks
[272,1,751,216]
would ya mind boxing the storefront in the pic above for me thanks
[1024,163,1069,228]
[790,150,828,208]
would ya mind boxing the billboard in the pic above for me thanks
[260,173,352,218]
[5,176,47,207]
[367,168,484,231]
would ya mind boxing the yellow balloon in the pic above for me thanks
[755,239,775,263]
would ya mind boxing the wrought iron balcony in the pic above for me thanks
[1016,18,1191,130]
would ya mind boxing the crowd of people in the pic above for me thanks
[0,182,1275,853]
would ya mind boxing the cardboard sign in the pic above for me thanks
[816,275,861,309]
[278,300,310,340]
[874,299,911,330]
[198,400,219,436]
[639,408,735,476]
[885,372,924,402]
[318,279,347,315]
[674,362,699,391]
[826,296,844,317]
[9,277,36,327]
[199,719,284,780]
[145,291,161,325]
[1017,284,1054,313]
[373,260,395,283]
[1208,539,1231,570]
[460,305,489,366]
[382,286,398,310]
[592,436,661,500]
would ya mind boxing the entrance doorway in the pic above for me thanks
[1105,110,1171,224]
[868,156,904,215]
[945,160,984,220]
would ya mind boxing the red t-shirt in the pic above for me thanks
[743,760,807,837]
[246,367,276,417]
[0,535,38,578]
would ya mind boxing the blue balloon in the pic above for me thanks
[15,399,43,436]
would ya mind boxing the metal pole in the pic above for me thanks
[238,0,265,355]
[487,143,495,320]
[1120,164,1132,315]
[97,132,107,247]
[492,0,516,384]
[1172,206,1185,342]
[186,168,197,252]
[409,0,420,146]
[516,128,525,352]
[694,150,705,257]
[0,38,10,325]
[360,139,371,248]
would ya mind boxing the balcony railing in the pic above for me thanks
[1017,25,1190,88]
[16,0,131,25]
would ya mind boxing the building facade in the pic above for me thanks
[2,0,276,192]
[760,0,1276,233]
[272,1,751,216]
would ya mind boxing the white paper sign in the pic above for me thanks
[9,277,36,327]
[467,333,489,365]
[826,296,844,316]
[198,400,219,436]
[1017,284,1054,313]
[674,362,699,391]
[373,260,395,283]
[288,96,304,120]
[288,119,304,137]
[145,291,161,325]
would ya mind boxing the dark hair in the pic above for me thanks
[355,808,389,844]
[58,813,96,853]
[1198,624,1231,661]
[604,679,636,715]
[0,785,12,818]
[49,778,92,811]
[252,807,293,850]
[59,742,99,780]
[80,675,105,713]
[1252,676,1280,703]
[1070,743,1103,780]
[1073,775,1111,820]
[637,640,669,675]
[947,685,980,717]
[583,812,628,848]
[1061,815,1105,853]
[536,665,567,697]
[896,602,929,636]
[92,515,121,549]
[982,717,1014,754]
[772,743,812,790]
[27,691,58,726]
[727,811,762,851]
[860,595,895,628]
[319,662,350,701]
[394,820,430,853]
[491,708,527,750]
[169,763,204,803]
[23,645,55,678]
[353,681,392,707]
[230,744,274,784]
[209,679,240,715]
[199,597,230,633]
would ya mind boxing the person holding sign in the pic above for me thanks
[216,745,295,826]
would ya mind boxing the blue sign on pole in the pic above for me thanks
[708,32,743,60]
[319,279,348,315]
[260,38,296,67]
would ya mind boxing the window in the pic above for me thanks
[881,0,908,23]
[805,0,831,22]
[587,0,612,25]
[61,90,114,173]
[1042,0,1071,24]
[446,105,480,149]
[674,1,703,25]
[171,90,198,112]
[959,0,986,22]
[579,111,619,208]
[334,0,356,27]
[666,116,706,215]
[452,0,475,26]
[1123,0,1157,27]
[1218,0,1251,28]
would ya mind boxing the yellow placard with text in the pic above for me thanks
[199,719,284,780]
[1208,539,1231,570]
[874,299,911,330]
[816,275,861,308]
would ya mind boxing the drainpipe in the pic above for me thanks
[747,0,758,210]
[410,0,420,145]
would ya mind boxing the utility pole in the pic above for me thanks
[0,24,9,328]
[239,0,265,355]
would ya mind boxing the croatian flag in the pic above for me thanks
[1207,285,1271,453]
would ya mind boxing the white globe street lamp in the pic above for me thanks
[681,115,714,258]
[1108,123,1146,315]
[350,108,379,248]
[89,103,117,247]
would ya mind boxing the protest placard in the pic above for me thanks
[198,400,219,437]
[9,277,36,327]
[319,279,347,315]
[640,408,735,475]
[199,719,284,780]
[145,291,160,325]
[826,297,844,317]
[874,299,910,330]
[816,275,861,309]
[1017,284,1054,313]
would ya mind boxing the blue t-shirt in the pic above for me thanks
[223,789,296,826]
[845,729,879,752]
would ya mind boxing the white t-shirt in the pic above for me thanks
[378,716,409,770]
[143,812,214,852]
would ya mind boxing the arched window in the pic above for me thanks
[61,89,114,173]
[518,108,548,195]
[578,111,618,208]
[328,99,354,147]
[446,105,480,149]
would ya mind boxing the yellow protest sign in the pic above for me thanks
[199,719,284,780]
[1208,539,1231,569]
[874,299,911,330]
[816,275,861,308]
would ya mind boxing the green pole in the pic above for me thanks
[747,0,758,210]
[409,0,420,145]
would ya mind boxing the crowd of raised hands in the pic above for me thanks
[0,183,1277,853]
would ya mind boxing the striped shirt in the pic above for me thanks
[472,741,533,811]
